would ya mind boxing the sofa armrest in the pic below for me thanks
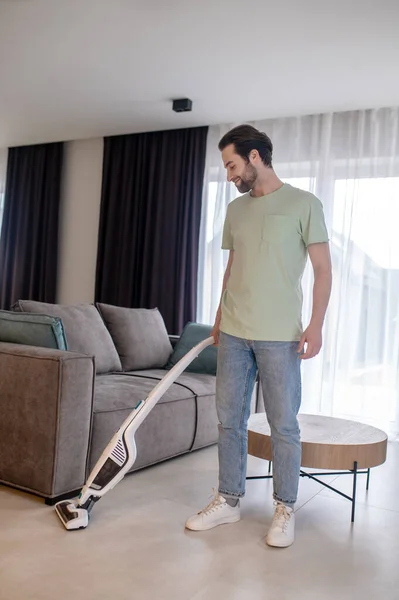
[0,343,95,499]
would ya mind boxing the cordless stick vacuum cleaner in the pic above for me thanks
[55,336,214,531]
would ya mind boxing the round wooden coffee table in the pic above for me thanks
[247,413,388,521]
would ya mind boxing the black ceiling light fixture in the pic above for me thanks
[172,98,193,113]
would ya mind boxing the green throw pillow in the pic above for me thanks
[167,322,217,375]
[0,310,67,350]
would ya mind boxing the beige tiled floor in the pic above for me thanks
[1,443,398,600]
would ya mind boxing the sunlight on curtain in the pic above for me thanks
[197,108,399,438]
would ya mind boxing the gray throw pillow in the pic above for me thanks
[12,301,122,374]
[96,303,172,371]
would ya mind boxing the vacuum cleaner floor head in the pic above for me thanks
[55,500,89,530]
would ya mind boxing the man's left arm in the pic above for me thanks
[298,242,332,360]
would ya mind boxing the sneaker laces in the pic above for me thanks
[198,489,226,516]
[271,502,292,533]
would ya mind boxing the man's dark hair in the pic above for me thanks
[218,125,273,167]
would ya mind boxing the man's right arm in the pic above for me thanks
[211,250,234,345]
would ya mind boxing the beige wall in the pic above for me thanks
[57,138,104,304]
[0,148,7,193]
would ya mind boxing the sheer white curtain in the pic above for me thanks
[0,148,7,234]
[197,108,399,438]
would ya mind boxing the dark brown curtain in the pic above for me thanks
[0,143,63,310]
[95,126,208,334]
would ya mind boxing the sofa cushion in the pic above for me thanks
[96,303,172,371]
[94,370,215,413]
[94,373,191,413]
[128,369,216,398]
[0,310,67,350]
[166,322,217,375]
[12,300,122,374]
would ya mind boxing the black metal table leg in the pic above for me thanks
[248,461,370,522]
[351,461,358,523]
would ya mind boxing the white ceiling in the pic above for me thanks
[1,0,399,147]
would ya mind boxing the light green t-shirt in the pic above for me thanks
[220,183,329,341]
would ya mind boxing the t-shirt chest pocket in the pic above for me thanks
[233,214,297,247]
[261,215,296,244]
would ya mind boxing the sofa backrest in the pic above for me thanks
[13,300,122,374]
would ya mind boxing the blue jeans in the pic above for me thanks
[216,332,302,508]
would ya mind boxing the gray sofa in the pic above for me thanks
[0,301,230,504]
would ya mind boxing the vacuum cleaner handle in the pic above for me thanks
[134,335,215,416]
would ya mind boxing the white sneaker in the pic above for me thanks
[185,489,241,531]
[266,502,295,548]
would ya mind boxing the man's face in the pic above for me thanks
[222,144,257,193]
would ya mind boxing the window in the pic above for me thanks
[333,178,399,269]
[327,177,399,425]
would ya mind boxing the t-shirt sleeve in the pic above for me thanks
[221,206,234,250]
[300,194,329,247]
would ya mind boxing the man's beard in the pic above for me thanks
[235,164,257,193]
